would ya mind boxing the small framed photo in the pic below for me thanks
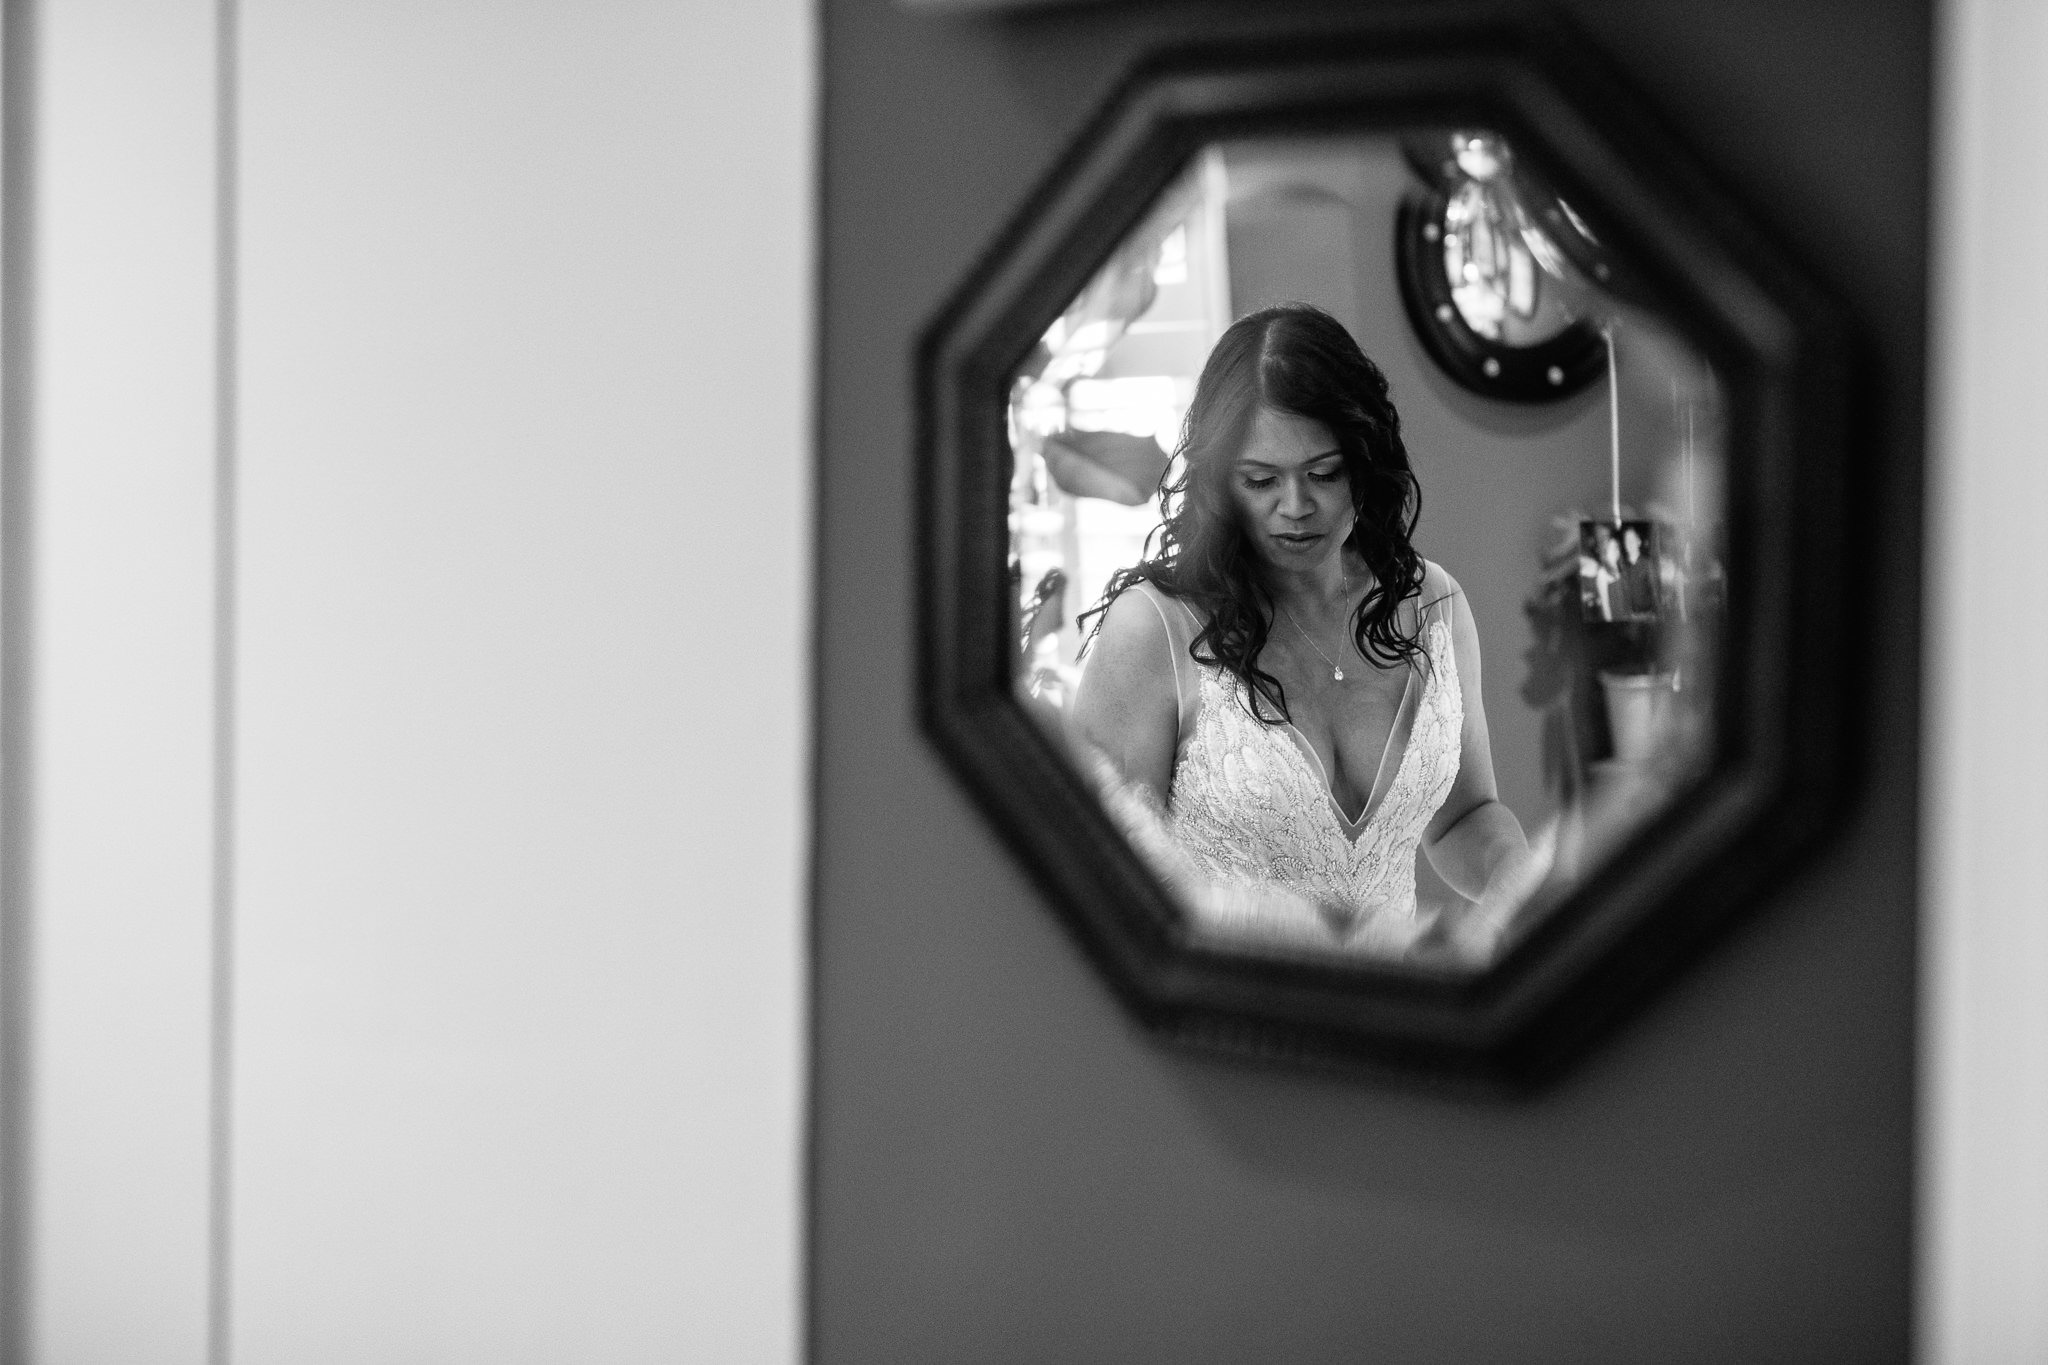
[1579,519,1664,623]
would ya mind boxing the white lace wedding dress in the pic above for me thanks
[1099,570,1464,958]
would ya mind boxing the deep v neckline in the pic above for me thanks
[1274,662,1422,842]
[1162,588,1441,846]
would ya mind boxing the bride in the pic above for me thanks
[1071,303,1542,960]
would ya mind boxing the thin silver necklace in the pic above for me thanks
[1279,568,1352,683]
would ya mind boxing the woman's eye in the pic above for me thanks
[1309,471,1343,484]
[1242,476,1276,490]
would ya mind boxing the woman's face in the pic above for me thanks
[1227,406,1352,572]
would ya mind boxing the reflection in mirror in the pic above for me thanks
[1440,132,1572,346]
[1008,132,1724,973]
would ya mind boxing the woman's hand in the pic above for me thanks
[1440,820,1556,963]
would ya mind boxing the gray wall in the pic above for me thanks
[813,0,1926,1360]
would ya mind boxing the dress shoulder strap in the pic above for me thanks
[1414,560,1457,634]
[1130,581,1203,743]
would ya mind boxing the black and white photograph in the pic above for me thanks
[16,4,2032,1362]
[1578,518,1666,623]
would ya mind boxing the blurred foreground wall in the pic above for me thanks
[5,1,812,1360]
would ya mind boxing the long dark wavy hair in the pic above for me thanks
[1080,302,1427,723]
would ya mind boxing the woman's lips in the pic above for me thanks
[1273,531,1325,552]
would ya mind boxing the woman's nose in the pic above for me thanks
[1278,479,1313,519]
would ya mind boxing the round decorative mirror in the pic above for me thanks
[1395,130,1611,402]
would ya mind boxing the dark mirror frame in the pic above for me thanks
[915,19,1852,1085]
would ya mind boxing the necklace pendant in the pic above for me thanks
[1332,666,1345,682]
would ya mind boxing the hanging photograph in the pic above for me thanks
[1578,519,1665,623]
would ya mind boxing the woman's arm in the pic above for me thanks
[1068,586,1182,802]
[1419,575,1543,946]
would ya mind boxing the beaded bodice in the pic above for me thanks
[1118,577,1464,955]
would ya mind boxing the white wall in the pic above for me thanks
[10,1,813,1360]
[23,1,219,1358]
[1921,0,2048,1360]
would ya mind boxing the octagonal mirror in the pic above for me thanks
[920,31,1850,1080]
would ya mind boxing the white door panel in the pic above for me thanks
[10,2,811,1360]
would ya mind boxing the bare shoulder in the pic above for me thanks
[1072,582,1183,769]
[1082,583,1180,698]
[1091,580,1172,654]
